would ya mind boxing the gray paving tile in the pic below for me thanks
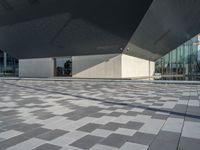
[23,127,52,138]
[125,121,144,130]
[187,106,200,116]
[142,110,155,116]
[148,131,180,150]
[100,122,124,131]
[0,138,5,142]
[88,113,106,118]
[100,133,131,148]
[151,114,169,120]
[172,104,187,114]
[35,113,56,120]
[33,143,62,150]
[70,135,103,149]
[125,111,138,116]
[106,112,123,117]
[3,123,42,132]
[178,137,200,150]
[77,123,102,133]
[153,103,163,106]
[185,116,200,123]
[36,129,68,141]
[0,119,24,128]
[129,132,156,146]
[0,134,30,150]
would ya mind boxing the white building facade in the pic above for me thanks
[19,54,154,79]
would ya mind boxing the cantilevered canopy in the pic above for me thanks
[0,0,200,61]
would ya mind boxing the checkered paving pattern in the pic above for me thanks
[0,79,200,150]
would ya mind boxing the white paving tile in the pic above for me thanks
[131,108,145,113]
[61,117,96,131]
[188,100,199,106]
[51,131,87,147]
[60,146,83,150]
[114,109,129,113]
[131,115,151,123]
[40,116,66,125]
[182,121,200,139]
[139,119,165,134]
[112,115,133,124]
[90,144,118,150]
[64,131,88,139]
[5,138,46,150]
[99,110,113,114]
[162,118,184,133]
[51,134,78,146]
[92,116,116,125]
[115,128,136,136]
[120,142,148,150]
[161,102,176,109]
[91,129,113,138]
[0,130,23,139]
[44,119,74,130]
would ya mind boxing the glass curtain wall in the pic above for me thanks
[155,35,200,80]
[0,50,19,77]
[0,50,4,75]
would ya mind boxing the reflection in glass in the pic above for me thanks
[0,50,19,77]
[55,57,72,77]
[155,35,200,81]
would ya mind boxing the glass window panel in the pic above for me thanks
[55,57,72,77]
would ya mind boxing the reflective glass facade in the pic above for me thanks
[155,34,200,80]
[0,50,19,77]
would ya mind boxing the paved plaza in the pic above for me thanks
[0,79,200,150]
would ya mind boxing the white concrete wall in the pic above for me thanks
[72,54,122,78]
[72,54,155,79]
[18,54,155,79]
[121,54,155,78]
[19,58,54,78]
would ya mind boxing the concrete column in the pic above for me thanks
[149,59,151,80]
[3,52,7,72]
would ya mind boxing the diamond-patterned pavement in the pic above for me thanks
[0,79,200,150]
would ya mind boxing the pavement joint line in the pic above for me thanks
[1,77,200,85]
[176,88,192,150]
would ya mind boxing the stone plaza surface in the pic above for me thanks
[0,79,200,150]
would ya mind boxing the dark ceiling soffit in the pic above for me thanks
[0,0,13,10]
[0,0,155,59]
[28,0,40,5]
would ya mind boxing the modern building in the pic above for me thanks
[0,1,200,79]
[155,34,200,80]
